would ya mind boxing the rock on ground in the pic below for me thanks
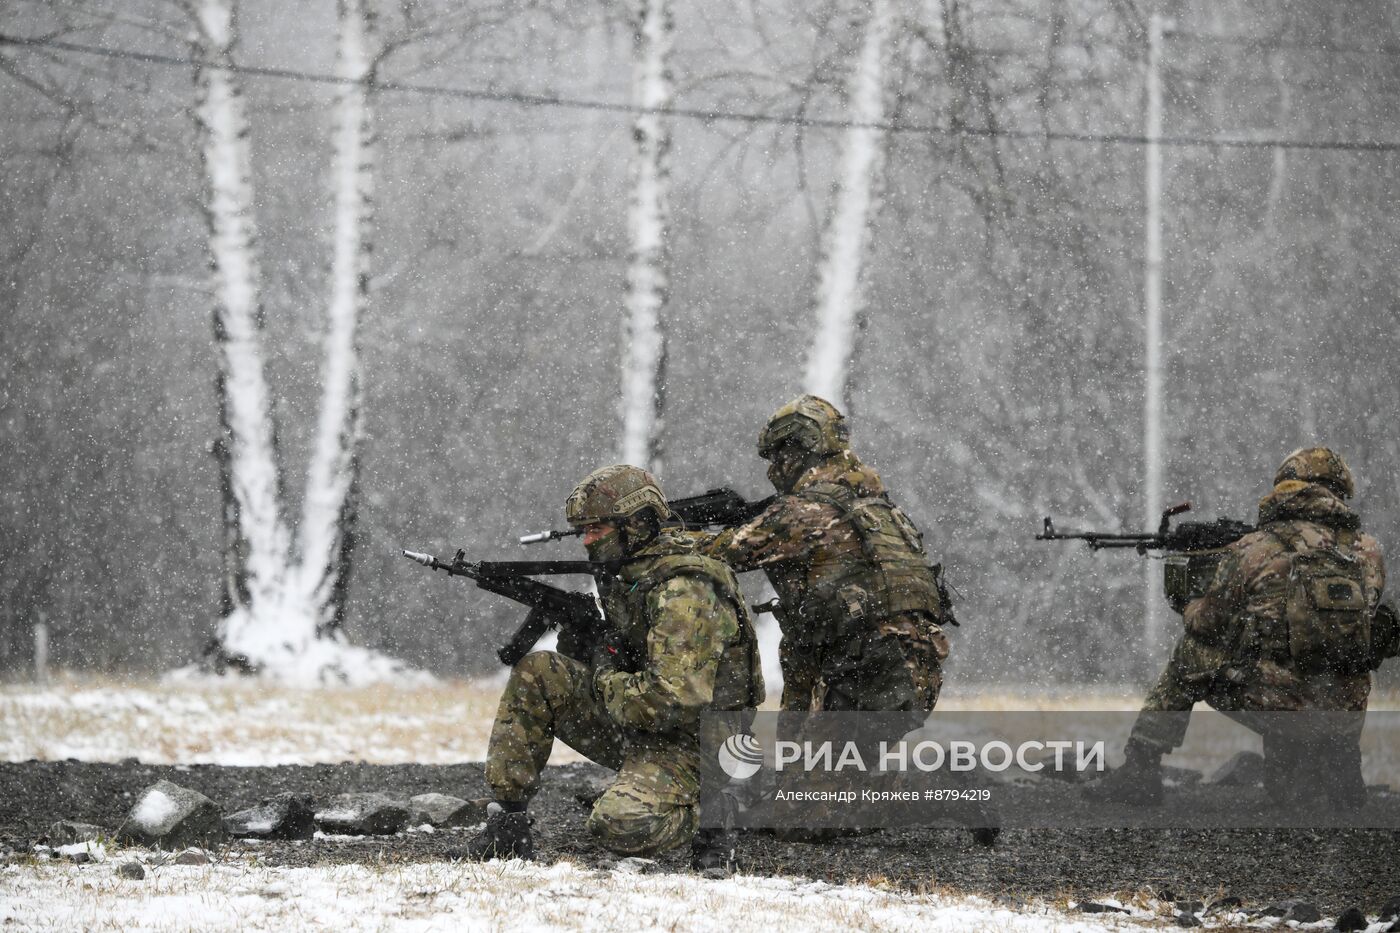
[120,780,224,849]
[225,794,315,841]
[408,793,485,828]
[1,760,1397,915]
[1333,906,1367,931]
[314,793,408,836]
[115,861,145,880]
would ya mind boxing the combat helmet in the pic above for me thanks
[757,395,850,461]
[566,464,673,527]
[1274,447,1355,500]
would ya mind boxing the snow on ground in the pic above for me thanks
[0,676,582,766]
[5,677,1396,930]
[0,851,1163,933]
[1,676,1154,766]
[6,675,1395,768]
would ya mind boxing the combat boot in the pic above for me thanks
[1330,736,1367,811]
[1081,741,1164,806]
[448,802,534,860]
[689,828,737,874]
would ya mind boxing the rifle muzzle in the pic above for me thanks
[519,528,583,545]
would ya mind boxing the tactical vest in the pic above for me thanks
[768,481,945,650]
[602,551,764,710]
[1265,526,1373,675]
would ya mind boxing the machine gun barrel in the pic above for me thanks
[1035,503,1256,612]
[1036,503,1193,552]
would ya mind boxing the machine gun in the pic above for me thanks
[519,487,773,545]
[1036,503,1255,612]
[402,549,631,666]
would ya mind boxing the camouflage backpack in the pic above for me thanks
[1271,528,1372,675]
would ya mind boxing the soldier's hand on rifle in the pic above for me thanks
[591,630,625,675]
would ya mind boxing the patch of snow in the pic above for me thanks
[130,790,179,831]
[0,854,1163,932]
[0,679,527,765]
[56,841,106,862]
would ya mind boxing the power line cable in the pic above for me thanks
[3,32,1400,154]
[1168,30,1400,57]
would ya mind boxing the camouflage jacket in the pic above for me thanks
[699,451,949,671]
[594,530,763,737]
[1184,480,1386,665]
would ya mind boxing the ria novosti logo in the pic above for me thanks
[717,733,764,780]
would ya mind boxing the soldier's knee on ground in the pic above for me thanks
[586,788,697,856]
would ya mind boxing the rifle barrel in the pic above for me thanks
[477,559,616,577]
[519,528,582,545]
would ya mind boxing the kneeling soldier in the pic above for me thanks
[458,465,763,865]
[699,395,950,717]
[1087,447,1386,806]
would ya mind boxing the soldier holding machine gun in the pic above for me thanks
[1043,448,1391,807]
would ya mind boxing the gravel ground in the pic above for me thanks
[2,759,1398,917]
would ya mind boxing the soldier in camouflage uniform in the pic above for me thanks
[1087,448,1386,806]
[697,397,994,843]
[458,465,763,865]
[699,395,950,717]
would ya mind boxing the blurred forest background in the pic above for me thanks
[2,0,1398,685]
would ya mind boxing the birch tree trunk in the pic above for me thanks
[617,0,673,472]
[802,0,896,413]
[191,0,291,662]
[295,0,376,637]
[187,0,421,684]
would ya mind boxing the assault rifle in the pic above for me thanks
[402,549,628,666]
[519,487,773,545]
[1036,502,1256,611]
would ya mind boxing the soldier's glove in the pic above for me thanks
[590,631,624,675]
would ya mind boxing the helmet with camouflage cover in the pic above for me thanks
[566,464,673,528]
[1274,447,1355,500]
[757,395,850,461]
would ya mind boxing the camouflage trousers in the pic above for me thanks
[783,614,945,719]
[485,650,701,856]
[1129,632,1371,753]
[771,618,989,831]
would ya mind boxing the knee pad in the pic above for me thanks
[587,794,696,857]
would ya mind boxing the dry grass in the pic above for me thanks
[0,674,581,766]
[3,674,1396,775]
